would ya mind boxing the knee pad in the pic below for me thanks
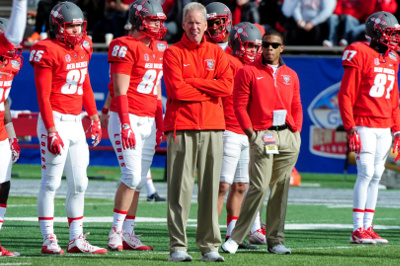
[74,177,88,194]
[42,176,62,192]
[0,181,10,204]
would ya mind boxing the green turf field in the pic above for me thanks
[1,164,399,265]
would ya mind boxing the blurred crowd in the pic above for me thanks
[26,0,399,46]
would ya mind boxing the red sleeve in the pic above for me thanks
[82,73,98,117]
[163,47,212,101]
[108,38,136,65]
[233,67,253,131]
[391,64,400,133]
[184,52,233,97]
[155,99,163,131]
[29,41,56,68]
[291,73,303,132]
[0,34,15,56]
[338,66,361,130]
[34,65,55,130]
[110,62,133,75]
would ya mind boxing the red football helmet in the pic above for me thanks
[49,2,87,46]
[129,0,167,39]
[229,22,262,64]
[365,11,400,51]
[0,18,22,62]
[206,2,232,43]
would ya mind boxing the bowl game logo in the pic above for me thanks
[307,82,347,159]
[205,59,215,70]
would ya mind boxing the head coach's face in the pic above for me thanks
[262,32,284,65]
[182,3,207,44]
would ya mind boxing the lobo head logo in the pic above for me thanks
[51,5,65,22]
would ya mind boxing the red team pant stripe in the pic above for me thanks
[114,208,128,214]
[38,217,54,221]
[68,216,83,226]
[365,209,375,213]
[353,209,364,213]
[68,216,84,221]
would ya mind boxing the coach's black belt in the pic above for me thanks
[268,124,288,131]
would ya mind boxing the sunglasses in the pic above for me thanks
[262,42,282,49]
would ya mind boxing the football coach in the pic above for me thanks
[222,29,303,255]
[162,1,233,262]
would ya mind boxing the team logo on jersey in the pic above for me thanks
[388,52,398,61]
[157,43,166,52]
[281,75,291,85]
[205,59,215,70]
[65,54,71,62]
[144,54,149,61]
[10,60,20,70]
[374,58,380,65]
[82,40,90,50]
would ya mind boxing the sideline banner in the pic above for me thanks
[11,52,363,173]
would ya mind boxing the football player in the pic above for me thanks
[106,0,166,251]
[29,1,106,254]
[0,3,26,255]
[206,2,265,248]
[338,11,400,245]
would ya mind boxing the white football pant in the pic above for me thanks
[108,111,156,191]
[220,130,249,184]
[37,112,89,218]
[353,126,391,211]
[0,139,12,184]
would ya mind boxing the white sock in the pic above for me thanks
[39,218,54,240]
[251,211,261,234]
[123,215,135,236]
[113,209,127,232]
[146,173,156,197]
[226,216,237,238]
[353,209,364,231]
[0,204,6,230]
[364,209,375,230]
[68,216,83,240]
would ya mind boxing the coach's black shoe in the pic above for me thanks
[238,241,259,250]
[147,192,166,202]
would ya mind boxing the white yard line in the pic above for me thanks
[5,217,400,230]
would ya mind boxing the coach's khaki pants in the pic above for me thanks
[167,130,223,254]
[231,128,301,247]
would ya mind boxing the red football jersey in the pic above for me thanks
[223,53,245,134]
[108,36,166,117]
[29,37,93,116]
[339,42,400,132]
[0,56,22,141]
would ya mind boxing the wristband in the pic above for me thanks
[101,107,109,115]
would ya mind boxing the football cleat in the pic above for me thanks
[67,232,108,254]
[147,192,166,202]
[108,227,123,251]
[221,238,238,254]
[122,233,153,251]
[350,228,376,244]
[41,234,64,254]
[365,226,388,244]
[0,245,20,257]
[249,228,266,244]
